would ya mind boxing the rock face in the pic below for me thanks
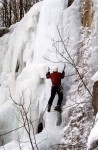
[61,105,93,149]
[81,0,93,27]
[0,28,9,37]
[61,1,94,149]
[68,0,74,7]
[92,81,98,115]
[88,140,98,150]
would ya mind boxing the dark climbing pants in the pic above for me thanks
[48,86,63,106]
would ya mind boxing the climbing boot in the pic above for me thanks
[54,105,62,112]
[47,104,51,112]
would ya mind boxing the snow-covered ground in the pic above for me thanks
[0,0,98,149]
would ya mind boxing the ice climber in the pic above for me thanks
[46,66,65,112]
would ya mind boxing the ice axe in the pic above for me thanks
[48,67,50,72]
[63,64,66,72]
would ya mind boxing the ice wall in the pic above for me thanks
[87,0,98,149]
[0,1,43,145]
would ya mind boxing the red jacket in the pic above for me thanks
[46,71,65,86]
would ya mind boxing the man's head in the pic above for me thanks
[53,67,58,72]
